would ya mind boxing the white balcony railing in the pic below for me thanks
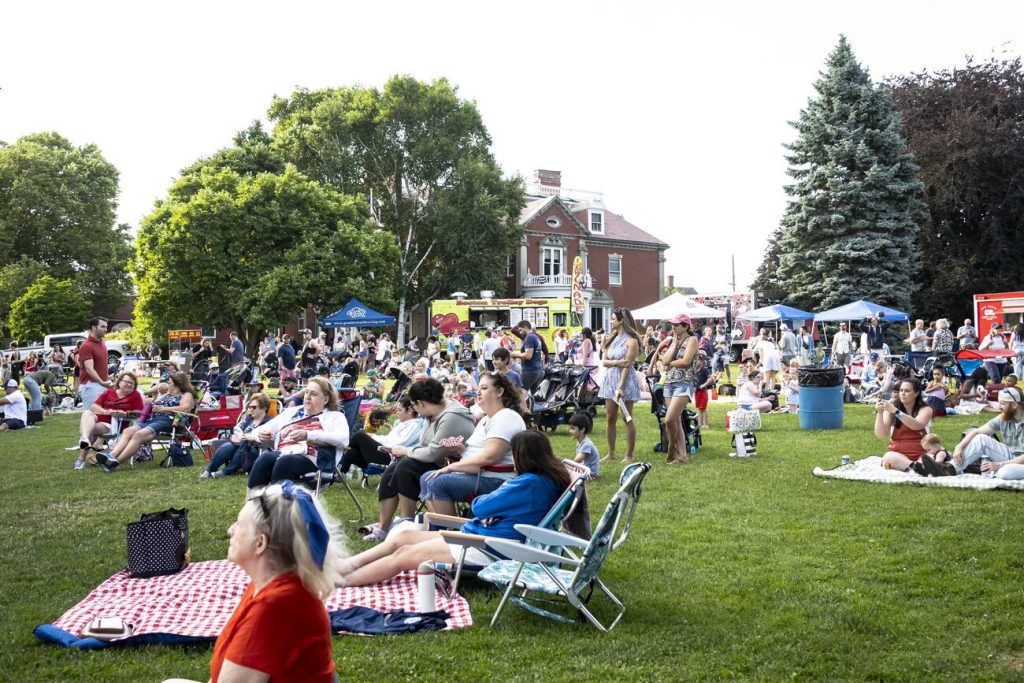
[523,271,596,288]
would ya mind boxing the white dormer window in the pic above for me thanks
[589,210,604,234]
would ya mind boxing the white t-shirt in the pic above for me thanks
[463,407,525,481]
[909,328,928,352]
[833,331,852,354]
[376,339,393,361]
[483,338,501,360]
[2,389,28,424]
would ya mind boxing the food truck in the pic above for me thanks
[429,297,582,347]
[973,291,1024,337]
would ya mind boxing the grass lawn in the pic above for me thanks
[2,397,1023,681]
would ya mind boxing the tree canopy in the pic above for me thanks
[133,163,399,350]
[268,75,525,343]
[772,37,926,312]
[0,256,49,340]
[888,56,1024,321]
[8,275,91,344]
[0,132,133,315]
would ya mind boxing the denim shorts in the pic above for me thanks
[419,471,503,502]
[663,381,695,400]
[141,414,175,436]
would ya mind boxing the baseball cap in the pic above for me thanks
[670,313,692,326]
[5,379,18,388]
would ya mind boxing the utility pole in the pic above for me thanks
[730,254,737,292]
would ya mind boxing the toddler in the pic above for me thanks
[568,412,600,479]
[913,433,956,477]
[693,355,716,428]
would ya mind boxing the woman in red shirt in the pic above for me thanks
[167,481,346,683]
[876,377,933,471]
[74,371,143,470]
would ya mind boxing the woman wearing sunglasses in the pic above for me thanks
[201,392,274,479]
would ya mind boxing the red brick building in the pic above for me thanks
[506,170,669,331]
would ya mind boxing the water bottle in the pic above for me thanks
[981,455,994,478]
[417,561,437,611]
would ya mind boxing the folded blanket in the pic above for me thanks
[814,456,1024,491]
[35,559,471,648]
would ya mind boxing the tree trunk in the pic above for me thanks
[397,295,407,348]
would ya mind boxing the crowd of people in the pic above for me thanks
[3,306,1024,680]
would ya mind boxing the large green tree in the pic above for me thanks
[133,164,399,351]
[268,76,525,344]
[8,275,91,344]
[888,57,1024,321]
[774,37,926,312]
[0,256,49,340]
[0,132,133,314]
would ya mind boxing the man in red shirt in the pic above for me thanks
[78,317,111,410]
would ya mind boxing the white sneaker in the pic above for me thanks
[199,470,211,479]
[74,458,86,470]
[210,471,225,479]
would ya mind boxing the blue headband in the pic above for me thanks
[280,480,329,571]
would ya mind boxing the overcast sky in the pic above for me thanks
[3,1,1021,297]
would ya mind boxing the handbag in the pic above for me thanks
[727,408,762,433]
[126,507,190,578]
[160,440,194,468]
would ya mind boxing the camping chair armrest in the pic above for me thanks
[513,524,588,549]
[439,530,491,550]
[484,538,580,566]
[423,513,469,530]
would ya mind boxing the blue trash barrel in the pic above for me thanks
[798,366,845,430]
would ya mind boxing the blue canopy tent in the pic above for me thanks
[813,300,912,359]
[738,304,816,323]
[320,298,396,328]
[813,300,909,323]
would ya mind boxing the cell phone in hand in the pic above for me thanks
[378,446,393,455]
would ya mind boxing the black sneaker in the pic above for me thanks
[912,460,929,476]
[938,462,957,477]
[917,455,942,477]
[99,454,119,472]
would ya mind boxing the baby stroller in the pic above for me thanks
[261,351,279,380]
[331,359,360,389]
[529,365,582,432]
[646,375,701,454]
[225,360,256,395]
[385,365,414,402]
[565,364,601,417]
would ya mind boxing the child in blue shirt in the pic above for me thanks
[568,412,600,479]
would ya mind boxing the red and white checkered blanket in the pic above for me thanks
[52,560,472,639]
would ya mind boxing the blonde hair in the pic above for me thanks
[249,483,349,599]
[305,376,339,412]
[921,433,942,448]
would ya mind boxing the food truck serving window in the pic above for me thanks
[469,309,510,329]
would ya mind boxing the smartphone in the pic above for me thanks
[378,446,393,455]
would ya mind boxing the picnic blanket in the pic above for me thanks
[34,560,472,649]
[813,456,1024,491]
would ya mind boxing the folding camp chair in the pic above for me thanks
[423,460,590,596]
[300,389,366,519]
[479,461,651,632]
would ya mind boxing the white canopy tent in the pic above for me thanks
[632,292,726,321]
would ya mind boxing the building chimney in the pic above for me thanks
[532,169,561,188]
[668,275,675,290]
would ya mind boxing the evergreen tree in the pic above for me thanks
[776,36,926,312]
[751,226,784,292]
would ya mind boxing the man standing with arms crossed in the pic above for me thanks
[78,317,111,410]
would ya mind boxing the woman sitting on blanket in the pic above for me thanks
[335,430,573,587]
[876,377,933,471]
[163,482,347,683]
[737,370,774,413]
